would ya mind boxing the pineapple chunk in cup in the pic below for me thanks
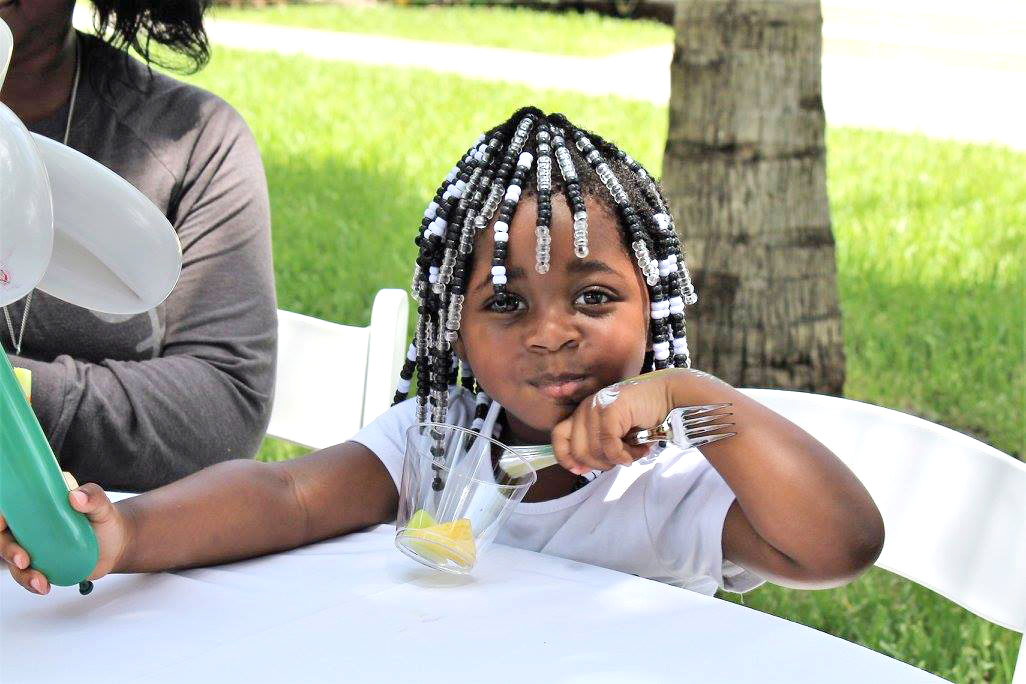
[395,423,536,574]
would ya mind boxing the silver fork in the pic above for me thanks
[500,403,736,477]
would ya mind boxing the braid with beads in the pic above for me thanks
[391,107,700,432]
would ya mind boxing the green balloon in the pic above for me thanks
[0,352,98,586]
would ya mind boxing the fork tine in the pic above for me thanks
[679,413,734,428]
[677,402,732,417]
[688,432,736,448]
[684,422,736,438]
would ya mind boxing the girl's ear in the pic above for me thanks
[453,335,466,362]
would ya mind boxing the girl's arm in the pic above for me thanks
[118,442,397,573]
[552,369,885,589]
[679,376,884,589]
[1,442,397,593]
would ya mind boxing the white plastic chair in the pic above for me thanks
[266,289,409,450]
[740,388,1026,683]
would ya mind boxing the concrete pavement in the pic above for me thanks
[74,3,1026,149]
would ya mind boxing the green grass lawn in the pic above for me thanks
[179,46,1024,683]
[210,3,672,56]
[831,130,1025,460]
[718,568,1022,684]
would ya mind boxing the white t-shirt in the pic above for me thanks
[351,390,762,595]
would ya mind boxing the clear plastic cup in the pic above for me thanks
[395,422,537,575]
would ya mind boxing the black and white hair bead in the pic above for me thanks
[534,123,554,274]
[392,107,700,429]
[551,127,589,259]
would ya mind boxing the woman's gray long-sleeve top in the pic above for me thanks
[5,33,277,492]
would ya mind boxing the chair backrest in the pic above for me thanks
[267,289,408,450]
[741,388,1026,682]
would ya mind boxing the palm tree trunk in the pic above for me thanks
[662,0,845,394]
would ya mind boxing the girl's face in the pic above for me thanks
[457,193,649,444]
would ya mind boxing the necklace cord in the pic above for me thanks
[3,34,81,356]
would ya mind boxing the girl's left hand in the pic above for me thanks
[551,370,679,475]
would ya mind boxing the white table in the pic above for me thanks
[1,525,945,683]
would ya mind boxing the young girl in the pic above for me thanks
[1,108,884,597]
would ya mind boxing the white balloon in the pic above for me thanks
[32,134,182,315]
[0,16,11,85]
[0,103,54,308]
[0,16,181,315]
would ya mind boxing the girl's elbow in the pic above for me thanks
[812,510,886,585]
[842,521,885,579]
[851,506,886,572]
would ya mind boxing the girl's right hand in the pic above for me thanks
[0,483,130,595]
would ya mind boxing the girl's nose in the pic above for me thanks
[524,306,580,353]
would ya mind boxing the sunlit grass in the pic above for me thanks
[211,3,672,56]
[719,567,1022,684]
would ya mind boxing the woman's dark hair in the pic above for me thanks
[90,0,213,73]
[392,107,700,433]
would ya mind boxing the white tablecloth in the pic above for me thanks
[1,525,944,683]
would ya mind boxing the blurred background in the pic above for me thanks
[73,0,1023,680]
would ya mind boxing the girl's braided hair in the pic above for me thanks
[392,107,699,434]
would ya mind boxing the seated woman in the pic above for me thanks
[0,0,277,491]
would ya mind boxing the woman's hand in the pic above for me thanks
[551,369,683,475]
[0,484,131,595]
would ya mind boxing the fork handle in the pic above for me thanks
[624,424,671,446]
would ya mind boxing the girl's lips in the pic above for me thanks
[538,380,584,400]
[531,376,591,401]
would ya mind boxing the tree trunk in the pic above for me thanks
[662,0,845,394]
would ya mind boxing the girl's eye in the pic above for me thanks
[575,290,613,306]
[487,294,526,313]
